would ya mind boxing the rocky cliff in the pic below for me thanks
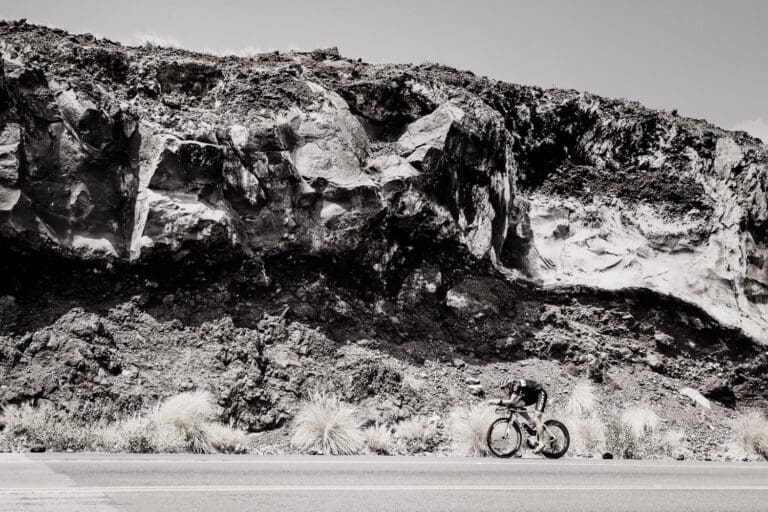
[1,21,767,451]
[1,21,766,341]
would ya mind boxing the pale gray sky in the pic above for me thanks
[2,0,766,140]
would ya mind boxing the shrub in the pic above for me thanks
[1,392,249,454]
[621,406,660,440]
[206,423,250,454]
[394,416,438,454]
[605,416,639,459]
[657,429,685,458]
[605,407,665,459]
[99,415,157,453]
[1,403,100,451]
[364,424,394,455]
[448,405,496,456]
[566,415,606,456]
[563,381,597,418]
[154,391,217,454]
[733,410,768,459]
[133,32,181,49]
[291,392,363,455]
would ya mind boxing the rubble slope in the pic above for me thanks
[0,21,767,458]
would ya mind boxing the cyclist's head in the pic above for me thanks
[498,376,512,389]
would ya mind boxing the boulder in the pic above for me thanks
[679,387,712,409]
[467,384,484,396]
[654,332,675,349]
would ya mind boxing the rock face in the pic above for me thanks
[513,95,768,341]
[0,21,766,341]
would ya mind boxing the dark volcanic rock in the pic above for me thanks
[0,23,767,446]
[0,23,766,342]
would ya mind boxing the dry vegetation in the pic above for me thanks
[0,392,248,454]
[2,384,763,461]
[394,416,439,454]
[290,392,363,455]
[559,382,689,460]
[733,410,768,460]
[448,404,496,456]
[561,381,606,456]
[132,32,181,49]
[364,424,394,455]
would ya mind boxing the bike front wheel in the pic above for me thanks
[540,419,570,459]
[486,417,522,458]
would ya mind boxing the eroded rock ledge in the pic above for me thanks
[0,20,766,340]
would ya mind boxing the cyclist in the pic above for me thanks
[487,376,548,453]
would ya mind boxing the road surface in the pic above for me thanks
[0,454,766,511]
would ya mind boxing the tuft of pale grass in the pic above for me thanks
[448,405,496,456]
[1,392,249,454]
[620,406,660,440]
[153,391,217,454]
[657,429,685,458]
[99,414,158,453]
[133,32,181,49]
[0,403,100,451]
[205,423,250,454]
[733,410,768,459]
[605,416,639,459]
[606,407,668,459]
[394,416,438,454]
[563,381,597,418]
[154,391,216,428]
[566,415,606,456]
[364,424,394,455]
[291,392,363,455]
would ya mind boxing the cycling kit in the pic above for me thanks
[509,379,547,412]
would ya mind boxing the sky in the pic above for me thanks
[2,0,766,141]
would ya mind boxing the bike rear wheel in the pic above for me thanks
[540,419,570,459]
[486,417,522,458]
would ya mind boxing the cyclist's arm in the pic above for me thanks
[486,394,523,407]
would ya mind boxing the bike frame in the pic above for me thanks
[496,406,555,442]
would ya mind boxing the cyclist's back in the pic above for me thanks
[511,379,545,409]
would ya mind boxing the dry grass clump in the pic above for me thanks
[733,410,768,459]
[394,416,439,454]
[99,414,157,453]
[561,381,605,457]
[566,415,606,456]
[1,392,249,454]
[605,416,639,459]
[657,429,685,458]
[448,405,496,456]
[1,403,100,451]
[133,32,181,49]
[364,424,394,455]
[206,422,250,454]
[621,406,660,440]
[291,392,363,455]
[605,406,663,459]
[154,391,217,454]
[563,381,597,418]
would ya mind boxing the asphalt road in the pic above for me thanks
[0,454,766,512]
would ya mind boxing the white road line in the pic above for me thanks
[2,459,765,470]
[1,485,768,494]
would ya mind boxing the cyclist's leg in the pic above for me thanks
[532,391,547,449]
